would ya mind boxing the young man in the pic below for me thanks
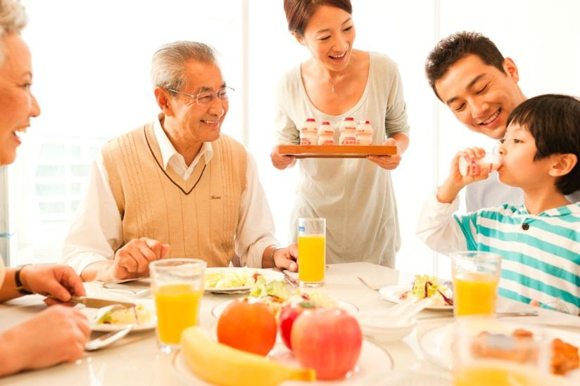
[417,94,580,315]
[425,31,580,211]
[62,41,297,282]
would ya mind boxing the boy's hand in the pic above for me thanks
[437,147,491,203]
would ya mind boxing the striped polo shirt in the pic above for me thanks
[455,203,580,315]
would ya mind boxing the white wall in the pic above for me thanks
[247,0,580,277]
[6,1,580,277]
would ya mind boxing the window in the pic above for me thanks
[3,1,580,278]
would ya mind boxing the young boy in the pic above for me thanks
[417,94,580,315]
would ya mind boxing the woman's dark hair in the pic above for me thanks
[425,31,506,100]
[507,94,580,195]
[283,0,352,37]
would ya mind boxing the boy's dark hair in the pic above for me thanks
[425,31,506,101]
[506,94,580,195]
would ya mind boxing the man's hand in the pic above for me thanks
[110,237,170,280]
[273,244,298,272]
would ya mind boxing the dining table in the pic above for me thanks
[1,262,579,385]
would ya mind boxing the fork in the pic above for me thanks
[357,276,381,291]
[85,324,132,351]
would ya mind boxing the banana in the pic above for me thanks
[181,326,315,386]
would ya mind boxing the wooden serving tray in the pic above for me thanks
[276,145,397,158]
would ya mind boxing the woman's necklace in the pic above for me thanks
[330,78,336,93]
[328,75,342,93]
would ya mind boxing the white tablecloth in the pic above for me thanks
[1,262,578,385]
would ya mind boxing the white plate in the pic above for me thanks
[172,339,393,385]
[91,319,156,332]
[82,304,156,332]
[379,285,453,311]
[102,278,151,296]
[204,267,284,294]
[211,298,359,319]
[419,323,580,371]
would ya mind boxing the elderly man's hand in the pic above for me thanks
[110,237,170,280]
[273,243,298,272]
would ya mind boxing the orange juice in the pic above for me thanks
[154,284,203,345]
[453,272,499,316]
[298,234,325,284]
[454,363,557,386]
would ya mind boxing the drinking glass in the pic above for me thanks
[150,258,206,353]
[450,251,501,317]
[298,218,326,287]
[453,317,559,386]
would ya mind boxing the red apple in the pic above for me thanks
[278,300,316,350]
[291,308,363,380]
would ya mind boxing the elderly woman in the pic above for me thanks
[0,0,90,376]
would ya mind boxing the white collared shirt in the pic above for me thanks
[62,117,278,274]
[154,119,213,180]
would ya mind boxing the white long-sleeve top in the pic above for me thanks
[62,117,278,274]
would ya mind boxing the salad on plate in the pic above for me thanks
[379,275,453,311]
[85,303,156,332]
[204,267,283,293]
[398,275,453,307]
[96,304,154,325]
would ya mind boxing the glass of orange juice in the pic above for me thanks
[298,217,326,287]
[149,258,206,353]
[450,251,501,317]
[453,317,560,386]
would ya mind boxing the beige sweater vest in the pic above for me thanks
[102,123,247,267]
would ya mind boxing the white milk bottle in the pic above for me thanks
[318,121,335,145]
[459,151,502,176]
[300,118,318,145]
[339,117,357,145]
[356,120,373,145]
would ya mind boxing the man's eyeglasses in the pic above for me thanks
[167,86,234,105]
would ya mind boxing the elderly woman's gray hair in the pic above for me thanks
[151,41,220,93]
[0,0,27,65]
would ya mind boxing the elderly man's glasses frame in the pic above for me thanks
[167,86,234,105]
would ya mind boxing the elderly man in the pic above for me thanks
[63,41,297,282]
[425,31,580,211]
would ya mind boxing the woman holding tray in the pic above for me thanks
[270,0,410,267]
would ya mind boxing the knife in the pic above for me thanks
[497,310,539,317]
[273,267,299,288]
[68,296,136,309]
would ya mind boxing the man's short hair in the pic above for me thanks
[151,41,219,93]
[425,31,506,100]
